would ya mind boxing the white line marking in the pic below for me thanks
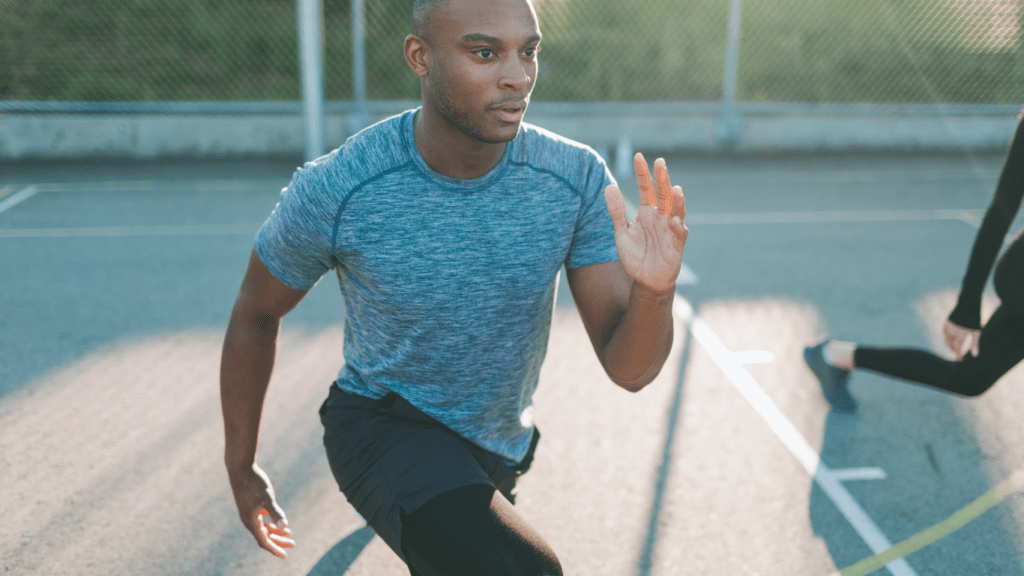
[731,350,775,364]
[687,209,984,226]
[104,180,154,191]
[956,210,984,228]
[26,179,281,193]
[681,168,998,187]
[831,468,888,482]
[0,223,258,238]
[678,298,917,576]
[0,186,39,215]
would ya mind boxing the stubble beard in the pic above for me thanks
[432,86,516,145]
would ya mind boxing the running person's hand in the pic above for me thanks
[228,463,295,559]
[604,153,689,292]
[943,319,981,361]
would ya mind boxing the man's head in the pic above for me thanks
[405,0,541,144]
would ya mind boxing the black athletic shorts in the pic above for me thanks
[318,383,540,562]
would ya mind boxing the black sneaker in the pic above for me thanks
[804,342,856,412]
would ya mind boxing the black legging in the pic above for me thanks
[854,233,1024,397]
[400,484,563,576]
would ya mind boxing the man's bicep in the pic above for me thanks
[235,249,310,320]
[565,260,632,354]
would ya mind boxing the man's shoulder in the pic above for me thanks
[518,121,596,157]
[298,110,416,195]
[515,122,605,170]
[512,121,610,188]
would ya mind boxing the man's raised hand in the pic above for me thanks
[604,153,688,292]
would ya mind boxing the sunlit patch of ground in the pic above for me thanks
[647,297,837,576]
[0,325,369,576]
[915,288,1024,561]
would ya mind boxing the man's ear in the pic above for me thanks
[404,34,429,78]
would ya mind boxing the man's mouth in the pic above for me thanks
[491,101,528,122]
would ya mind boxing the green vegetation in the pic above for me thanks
[1,0,1022,103]
[738,0,1024,103]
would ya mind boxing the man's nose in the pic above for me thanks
[499,56,532,91]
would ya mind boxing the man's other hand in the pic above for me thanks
[228,463,295,559]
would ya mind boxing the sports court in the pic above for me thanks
[2,150,1024,575]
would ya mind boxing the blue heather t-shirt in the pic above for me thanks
[255,109,619,463]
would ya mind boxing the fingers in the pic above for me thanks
[669,216,689,253]
[943,320,980,361]
[604,185,628,237]
[634,153,655,206]
[654,158,673,216]
[671,185,686,221]
[261,509,296,551]
[251,508,294,558]
[943,321,965,360]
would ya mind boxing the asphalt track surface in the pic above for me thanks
[2,149,1024,576]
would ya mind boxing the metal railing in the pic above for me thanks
[2,0,1023,160]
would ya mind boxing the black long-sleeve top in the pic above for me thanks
[948,116,1024,329]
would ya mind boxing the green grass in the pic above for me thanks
[1,0,1022,103]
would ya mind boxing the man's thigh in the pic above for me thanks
[319,384,514,562]
[401,483,563,576]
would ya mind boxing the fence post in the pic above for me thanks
[348,0,373,135]
[298,0,325,162]
[718,0,744,146]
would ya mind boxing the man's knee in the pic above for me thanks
[400,484,562,576]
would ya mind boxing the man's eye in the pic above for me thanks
[478,49,494,58]
[523,48,536,58]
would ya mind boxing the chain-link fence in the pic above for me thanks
[2,0,1023,105]
[739,0,1024,104]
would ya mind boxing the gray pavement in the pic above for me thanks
[2,150,1024,575]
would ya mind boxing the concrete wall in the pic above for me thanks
[1,103,1020,161]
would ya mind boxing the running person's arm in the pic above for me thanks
[221,249,307,559]
[946,114,1024,356]
[567,153,688,392]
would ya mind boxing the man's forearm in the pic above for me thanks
[220,311,281,473]
[601,282,676,392]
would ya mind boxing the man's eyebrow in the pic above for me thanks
[461,33,503,44]
[460,33,542,45]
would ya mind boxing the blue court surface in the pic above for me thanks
[2,151,1024,576]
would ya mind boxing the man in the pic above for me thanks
[220,0,688,573]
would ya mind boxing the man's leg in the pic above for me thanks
[401,483,563,576]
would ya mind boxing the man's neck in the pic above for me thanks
[414,108,507,180]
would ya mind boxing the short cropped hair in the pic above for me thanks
[411,0,446,37]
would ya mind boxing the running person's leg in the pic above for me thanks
[853,302,1024,396]
[807,233,1024,405]
[855,232,1024,396]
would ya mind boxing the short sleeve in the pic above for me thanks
[254,168,338,291]
[565,153,619,269]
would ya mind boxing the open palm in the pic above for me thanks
[604,153,689,292]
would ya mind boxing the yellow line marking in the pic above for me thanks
[837,467,1024,576]
[0,224,259,238]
